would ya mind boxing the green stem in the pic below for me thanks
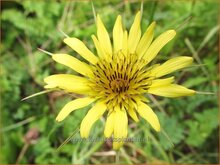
[115,150,120,164]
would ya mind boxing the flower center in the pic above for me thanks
[110,78,129,93]
[89,51,153,106]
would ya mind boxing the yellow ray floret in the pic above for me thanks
[136,21,155,57]
[142,30,176,64]
[63,37,98,65]
[113,15,123,53]
[128,11,141,54]
[96,14,112,56]
[52,54,93,77]
[44,74,90,94]
[56,97,96,122]
[149,56,193,78]
[136,101,160,132]
[104,111,116,138]
[80,100,107,138]
[148,84,195,97]
[113,107,128,150]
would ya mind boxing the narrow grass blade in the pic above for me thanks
[161,128,174,148]
[37,48,53,56]
[197,25,219,52]
[0,116,36,133]
[196,91,215,95]
[56,128,79,152]
[91,0,97,22]
[21,89,54,101]
[58,28,69,38]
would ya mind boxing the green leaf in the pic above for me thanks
[186,108,218,147]
[158,112,184,150]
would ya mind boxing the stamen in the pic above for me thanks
[90,51,153,107]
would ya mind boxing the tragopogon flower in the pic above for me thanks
[44,11,195,150]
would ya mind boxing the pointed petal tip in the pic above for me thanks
[96,14,101,21]
[117,15,122,19]
[80,132,88,139]
[55,115,64,122]
[55,118,62,122]
[155,125,161,132]
[113,143,121,150]
[134,118,140,122]
[113,140,124,150]
[63,37,69,43]
[63,37,75,45]
[136,10,141,15]
[168,29,177,36]
[135,11,141,20]
[43,77,50,83]
[104,132,112,138]
[150,21,156,27]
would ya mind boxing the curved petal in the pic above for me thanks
[56,97,96,122]
[91,34,105,58]
[104,111,115,138]
[148,84,195,97]
[63,37,98,65]
[136,21,156,58]
[149,77,175,88]
[137,101,160,132]
[80,100,107,138]
[149,56,193,78]
[127,108,139,122]
[44,74,90,94]
[142,30,176,64]
[113,15,123,53]
[128,11,141,54]
[97,14,112,56]
[113,107,128,150]
[52,54,93,77]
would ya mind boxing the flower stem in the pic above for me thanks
[115,150,120,164]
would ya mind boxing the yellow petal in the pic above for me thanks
[128,11,141,54]
[137,101,160,132]
[113,107,128,150]
[97,14,112,56]
[63,37,98,65]
[127,108,139,122]
[56,97,95,122]
[44,84,57,88]
[136,21,156,58]
[91,34,105,58]
[142,30,176,64]
[122,30,128,55]
[80,100,107,138]
[149,56,193,78]
[44,74,90,93]
[149,77,174,88]
[104,111,115,138]
[52,54,93,77]
[113,15,123,53]
[148,84,195,97]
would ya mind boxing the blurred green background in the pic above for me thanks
[0,0,219,164]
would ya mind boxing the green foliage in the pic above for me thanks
[1,0,218,164]
[186,108,218,147]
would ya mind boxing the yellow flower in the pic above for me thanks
[44,11,195,150]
